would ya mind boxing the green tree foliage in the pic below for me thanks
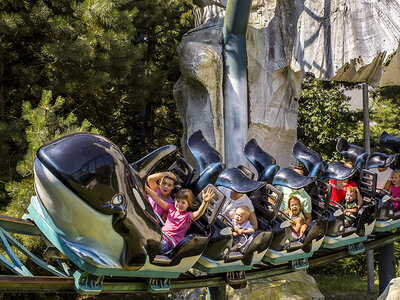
[363,86,400,151]
[300,79,400,278]
[0,0,193,205]
[5,90,97,218]
[0,91,97,272]
[297,74,362,161]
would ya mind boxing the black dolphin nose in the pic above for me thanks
[36,132,163,268]
[37,133,128,211]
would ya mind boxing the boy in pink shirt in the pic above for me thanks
[145,185,215,254]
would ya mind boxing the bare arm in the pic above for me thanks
[304,213,312,225]
[191,187,214,222]
[344,207,358,215]
[147,172,175,191]
[242,227,255,235]
[247,211,257,230]
[232,226,240,236]
[145,184,168,210]
[292,218,304,235]
[384,180,392,192]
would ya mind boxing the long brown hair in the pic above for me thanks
[175,189,195,208]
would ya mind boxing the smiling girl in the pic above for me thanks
[145,185,214,254]
[389,169,400,211]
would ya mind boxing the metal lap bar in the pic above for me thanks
[313,180,331,211]
[266,184,283,220]
[201,184,225,225]
[167,158,195,189]
[256,184,283,222]
[359,170,377,198]
[0,227,67,277]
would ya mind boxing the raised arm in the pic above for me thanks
[145,184,169,210]
[191,187,215,222]
[147,172,176,191]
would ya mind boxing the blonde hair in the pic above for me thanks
[236,205,251,219]
[344,161,355,168]
[392,169,400,177]
[175,188,194,208]
[347,186,357,196]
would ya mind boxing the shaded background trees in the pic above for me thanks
[0,0,193,209]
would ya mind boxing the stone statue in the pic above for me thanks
[174,0,400,169]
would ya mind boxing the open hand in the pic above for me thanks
[202,187,215,203]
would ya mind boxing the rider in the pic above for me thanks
[146,171,177,222]
[277,165,312,227]
[284,195,307,240]
[231,205,255,250]
[218,187,258,230]
[330,162,363,209]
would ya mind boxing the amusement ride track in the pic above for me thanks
[0,214,398,293]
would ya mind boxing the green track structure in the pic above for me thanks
[0,215,398,294]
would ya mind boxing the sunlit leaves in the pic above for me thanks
[298,74,362,161]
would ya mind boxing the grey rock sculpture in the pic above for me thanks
[173,0,400,169]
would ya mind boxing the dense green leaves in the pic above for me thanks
[5,90,97,217]
[366,86,400,152]
[0,0,193,210]
[298,74,400,159]
[297,74,362,161]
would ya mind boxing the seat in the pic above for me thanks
[167,157,195,190]
[336,137,369,169]
[292,140,325,178]
[151,184,225,267]
[380,131,400,170]
[195,169,272,272]
[244,139,279,182]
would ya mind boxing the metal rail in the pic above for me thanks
[0,232,397,293]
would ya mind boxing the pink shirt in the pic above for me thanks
[392,185,400,198]
[162,203,193,247]
[147,187,174,217]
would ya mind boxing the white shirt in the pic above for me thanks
[370,167,393,190]
[232,219,253,233]
[218,187,255,220]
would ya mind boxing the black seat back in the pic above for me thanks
[358,169,377,199]
[252,184,283,223]
[237,165,255,180]
[336,137,368,169]
[308,179,331,219]
[167,157,195,189]
[193,184,225,226]
[292,140,325,178]
[380,131,400,169]
[365,152,397,169]
[244,139,278,182]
